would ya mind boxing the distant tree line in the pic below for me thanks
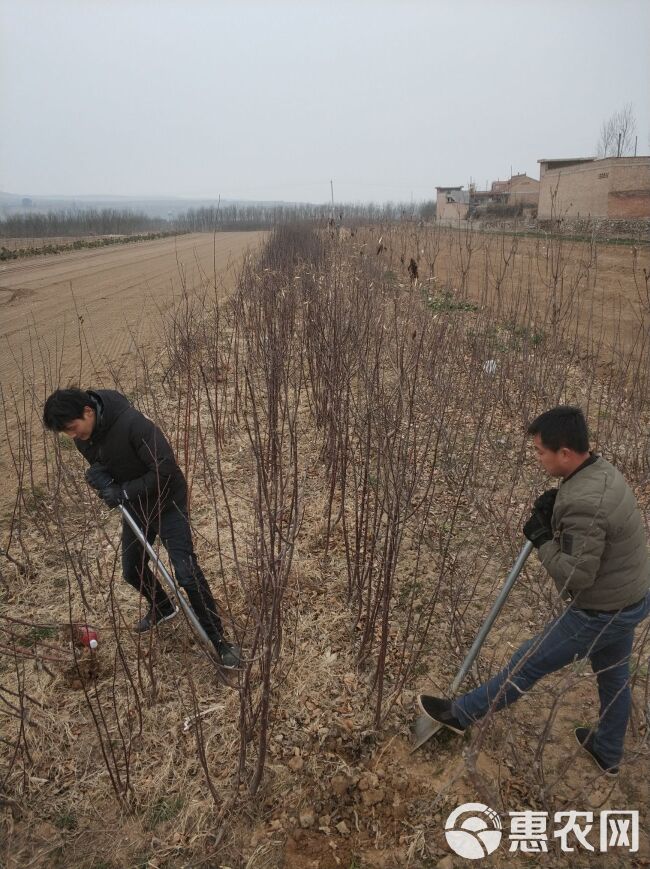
[0,209,168,237]
[1,201,437,239]
[175,200,436,231]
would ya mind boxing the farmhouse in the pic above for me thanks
[437,174,540,221]
[537,156,650,219]
[506,173,540,207]
[473,174,539,213]
[438,157,650,222]
[436,186,469,221]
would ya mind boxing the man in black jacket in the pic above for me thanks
[43,387,239,668]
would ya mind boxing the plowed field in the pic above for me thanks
[0,231,265,387]
[0,231,265,472]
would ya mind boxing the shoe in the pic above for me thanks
[216,640,241,670]
[417,695,466,734]
[134,603,179,634]
[574,727,619,778]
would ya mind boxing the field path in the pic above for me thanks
[0,231,266,474]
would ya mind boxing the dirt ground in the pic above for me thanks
[0,231,266,477]
[370,226,650,364]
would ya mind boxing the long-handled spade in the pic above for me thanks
[119,505,236,672]
[411,540,533,751]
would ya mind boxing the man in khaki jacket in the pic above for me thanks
[419,406,650,776]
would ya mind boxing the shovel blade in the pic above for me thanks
[410,712,443,752]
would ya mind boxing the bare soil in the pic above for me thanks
[372,225,650,363]
[0,231,266,477]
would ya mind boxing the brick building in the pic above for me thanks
[538,156,650,219]
[538,157,595,178]
[436,186,469,221]
[436,175,540,221]
[506,173,540,207]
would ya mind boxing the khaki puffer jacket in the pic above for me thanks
[538,456,649,610]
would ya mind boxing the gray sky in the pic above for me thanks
[1,0,648,203]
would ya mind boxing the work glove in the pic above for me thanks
[533,488,558,521]
[523,508,553,549]
[99,484,127,508]
[85,463,114,491]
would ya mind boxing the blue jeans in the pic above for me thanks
[453,592,650,767]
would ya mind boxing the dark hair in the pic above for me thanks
[43,388,94,431]
[527,406,589,452]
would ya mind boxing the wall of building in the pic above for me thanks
[436,188,469,221]
[437,200,469,221]
[538,158,594,179]
[538,157,650,219]
[607,160,650,218]
[539,162,608,218]
[508,175,540,207]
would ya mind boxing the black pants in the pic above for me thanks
[121,501,224,647]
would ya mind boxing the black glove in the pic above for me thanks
[99,484,126,508]
[533,488,557,521]
[86,463,114,491]
[523,508,553,548]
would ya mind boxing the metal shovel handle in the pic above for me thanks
[119,505,217,660]
[450,539,533,692]
[411,539,534,750]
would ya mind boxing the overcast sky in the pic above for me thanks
[1,0,648,204]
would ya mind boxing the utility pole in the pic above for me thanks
[617,132,622,158]
[330,180,334,217]
[634,135,638,157]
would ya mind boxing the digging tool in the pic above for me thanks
[118,505,219,664]
[411,539,534,751]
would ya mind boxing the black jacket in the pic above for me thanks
[75,390,186,515]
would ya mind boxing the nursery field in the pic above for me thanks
[1,223,649,868]
[371,224,650,364]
